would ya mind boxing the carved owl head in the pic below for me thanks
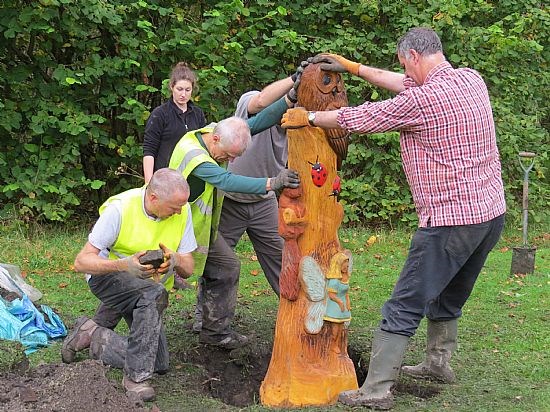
[297,63,351,168]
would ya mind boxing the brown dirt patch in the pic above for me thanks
[0,339,440,410]
[0,360,153,412]
[0,288,439,409]
[174,338,273,407]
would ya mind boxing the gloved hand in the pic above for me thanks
[123,253,155,279]
[270,169,300,191]
[291,59,312,82]
[287,59,312,103]
[158,243,177,275]
[281,107,309,129]
[311,53,361,76]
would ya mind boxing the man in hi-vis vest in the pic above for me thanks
[62,168,196,401]
[169,83,301,349]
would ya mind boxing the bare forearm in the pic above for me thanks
[311,109,341,129]
[174,253,194,278]
[143,156,155,184]
[248,77,294,114]
[357,65,405,93]
[328,292,346,312]
[74,252,125,276]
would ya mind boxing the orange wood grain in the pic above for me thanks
[260,125,358,407]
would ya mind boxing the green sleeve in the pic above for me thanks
[193,162,267,194]
[246,97,288,135]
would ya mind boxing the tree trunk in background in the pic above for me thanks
[260,64,358,407]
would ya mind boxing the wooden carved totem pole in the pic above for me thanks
[260,63,358,407]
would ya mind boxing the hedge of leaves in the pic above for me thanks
[1,0,548,226]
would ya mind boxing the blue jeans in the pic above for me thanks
[381,214,505,336]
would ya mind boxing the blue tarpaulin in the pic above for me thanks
[0,294,67,354]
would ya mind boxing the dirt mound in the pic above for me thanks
[0,359,151,412]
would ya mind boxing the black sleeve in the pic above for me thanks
[143,106,164,157]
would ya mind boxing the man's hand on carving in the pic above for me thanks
[281,107,309,129]
[287,58,312,104]
[270,169,301,191]
[312,53,361,76]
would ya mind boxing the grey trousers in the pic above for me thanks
[218,196,282,295]
[195,197,283,338]
[88,271,168,382]
[198,231,241,341]
[381,214,505,336]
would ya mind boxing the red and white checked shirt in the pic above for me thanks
[337,61,506,227]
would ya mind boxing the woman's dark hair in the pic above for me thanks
[169,62,198,89]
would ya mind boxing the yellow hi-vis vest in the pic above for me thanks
[168,126,224,275]
[99,187,189,291]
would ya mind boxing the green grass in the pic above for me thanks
[0,221,548,411]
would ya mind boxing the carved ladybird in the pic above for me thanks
[308,157,327,187]
[329,175,341,197]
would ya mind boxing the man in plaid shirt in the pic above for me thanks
[282,27,505,409]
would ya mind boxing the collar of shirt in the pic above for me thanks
[424,61,453,84]
[403,61,453,89]
[168,98,195,115]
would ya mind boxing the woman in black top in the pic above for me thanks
[143,62,207,183]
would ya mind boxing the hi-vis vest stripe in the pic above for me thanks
[168,127,225,275]
[99,187,189,291]
[176,148,207,175]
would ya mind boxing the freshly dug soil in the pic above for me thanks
[0,286,439,410]
[0,360,151,412]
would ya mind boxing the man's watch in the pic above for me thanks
[307,111,316,126]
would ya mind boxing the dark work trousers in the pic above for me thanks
[88,271,168,382]
[381,214,505,337]
[91,302,169,374]
[199,232,241,341]
[93,301,131,329]
[218,196,282,295]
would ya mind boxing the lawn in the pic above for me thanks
[0,220,548,411]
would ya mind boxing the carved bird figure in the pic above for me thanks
[296,63,351,169]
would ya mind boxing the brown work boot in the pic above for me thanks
[61,316,98,363]
[123,375,155,401]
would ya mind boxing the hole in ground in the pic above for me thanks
[179,342,440,407]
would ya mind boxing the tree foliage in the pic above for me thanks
[1,0,548,226]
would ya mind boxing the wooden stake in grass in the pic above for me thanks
[260,63,358,407]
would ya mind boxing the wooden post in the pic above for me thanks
[260,63,358,407]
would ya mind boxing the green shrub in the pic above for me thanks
[0,0,547,226]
